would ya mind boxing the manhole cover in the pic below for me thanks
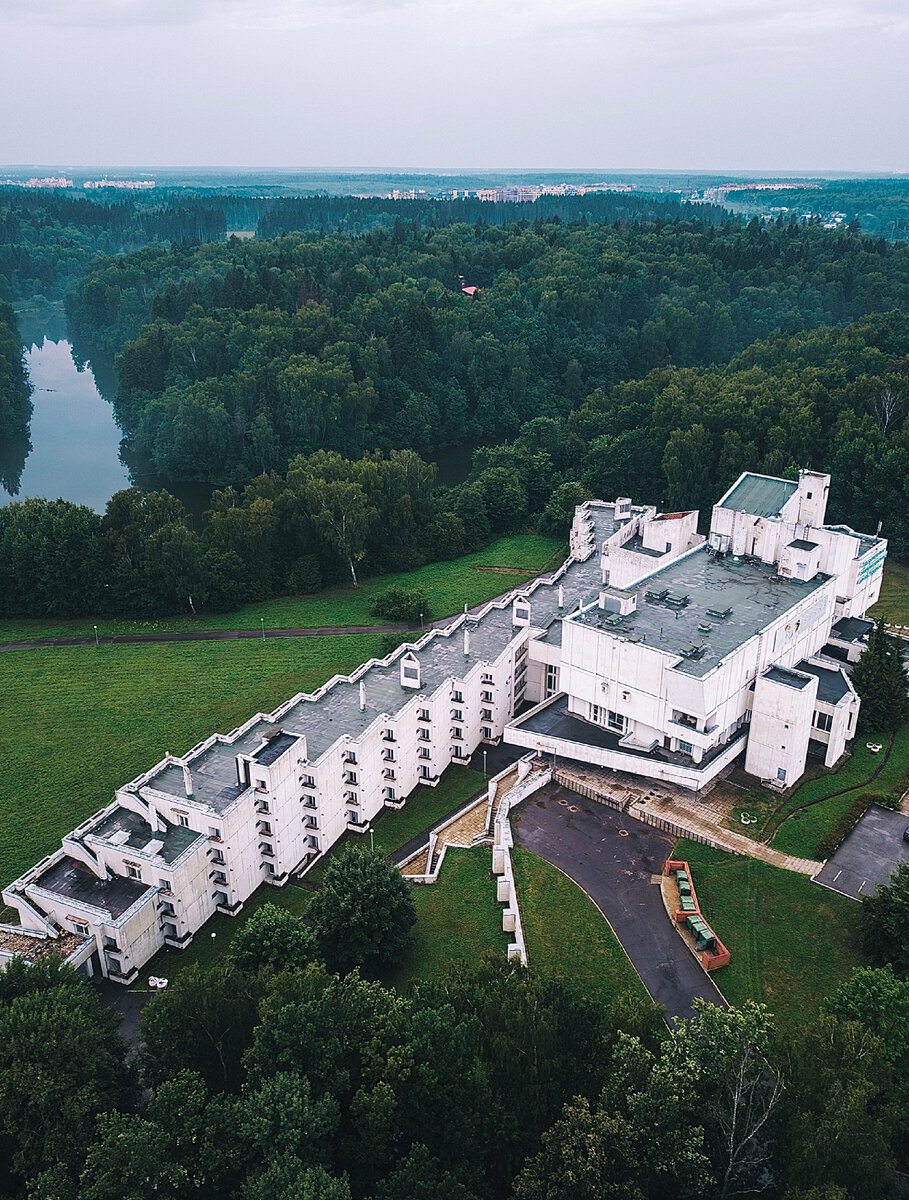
[618,829,629,837]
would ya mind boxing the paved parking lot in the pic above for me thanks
[814,805,909,900]
[513,784,726,1021]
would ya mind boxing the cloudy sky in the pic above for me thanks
[1,0,907,171]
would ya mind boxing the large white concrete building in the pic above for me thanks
[2,470,885,983]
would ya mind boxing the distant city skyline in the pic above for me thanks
[1,0,906,172]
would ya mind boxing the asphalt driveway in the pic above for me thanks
[814,805,909,900]
[513,783,726,1021]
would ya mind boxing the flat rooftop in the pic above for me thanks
[142,504,622,809]
[764,665,812,690]
[720,473,797,517]
[90,807,204,864]
[34,856,153,919]
[794,660,851,704]
[571,547,830,676]
[831,616,873,644]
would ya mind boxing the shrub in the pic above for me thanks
[370,585,430,624]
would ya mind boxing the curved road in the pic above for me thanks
[513,783,727,1022]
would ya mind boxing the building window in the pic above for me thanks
[452,690,463,703]
[255,779,267,791]
[344,751,357,764]
[451,728,463,740]
[481,708,493,720]
[308,835,319,850]
[125,864,141,880]
[159,879,171,893]
[545,665,559,699]
[777,768,787,783]
[383,748,395,761]
[482,673,493,683]
[344,771,358,785]
[481,690,494,702]
[607,710,626,733]
[418,728,430,741]
[300,773,315,787]
[420,765,431,779]
[73,921,89,936]
[208,826,220,839]
[814,711,833,732]
[418,708,430,721]
[679,741,693,755]
[482,726,492,740]
[847,712,854,730]
[452,708,463,721]
[177,814,190,828]
[419,746,431,758]
[383,787,396,801]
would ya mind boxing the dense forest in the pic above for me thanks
[2,934,909,1200]
[0,190,227,300]
[0,188,718,304]
[67,217,909,487]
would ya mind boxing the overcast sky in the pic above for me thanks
[1,0,907,172]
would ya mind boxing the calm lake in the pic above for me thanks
[0,336,130,511]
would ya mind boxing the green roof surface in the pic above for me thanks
[721,473,798,517]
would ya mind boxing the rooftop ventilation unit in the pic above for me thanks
[664,593,690,609]
[679,643,706,660]
[706,607,732,620]
[697,622,713,634]
[644,588,668,603]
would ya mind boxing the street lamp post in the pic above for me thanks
[369,826,374,852]
[260,617,265,643]
[93,624,99,650]
[483,749,488,780]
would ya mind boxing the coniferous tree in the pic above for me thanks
[849,619,909,733]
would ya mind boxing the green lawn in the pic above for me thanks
[136,846,504,994]
[385,849,507,991]
[675,840,867,1035]
[771,726,909,858]
[0,635,385,890]
[0,534,563,643]
[726,726,909,859]
[869,559,909,626]
[511,846,651,1008]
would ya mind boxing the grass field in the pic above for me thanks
[386,849,507,991]
[511,846,651,1008]
[869,559,909,626]
[675,840,867,1034]
[726,726,909,858]
[0,635,386,890]
[0,534,564,643]
[136,844,503,993]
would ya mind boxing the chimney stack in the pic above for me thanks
[359,681,366,711]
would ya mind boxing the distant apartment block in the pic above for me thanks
[2,471,884,983]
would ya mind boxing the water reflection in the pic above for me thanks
[0,337,131,512]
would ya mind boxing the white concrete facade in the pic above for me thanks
[2,470,884,982]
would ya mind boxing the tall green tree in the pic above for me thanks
[308,846,416,976]
[849,619,909,733]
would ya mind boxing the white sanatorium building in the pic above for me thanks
[2,470,886,984]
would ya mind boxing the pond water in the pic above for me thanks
[0,336,131,512]
[0,310,476,516]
